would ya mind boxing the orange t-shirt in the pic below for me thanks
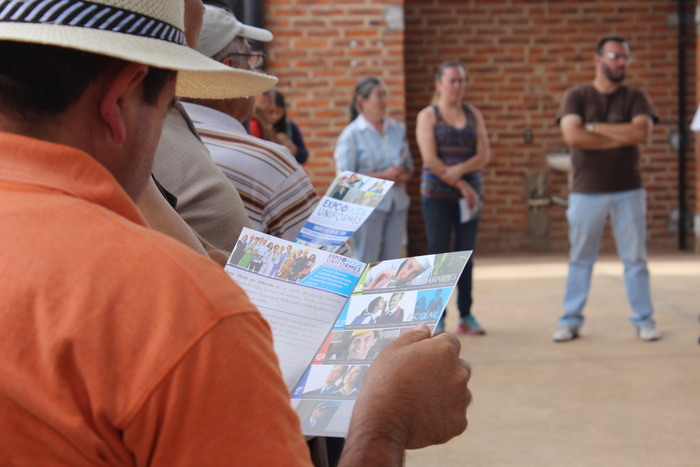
[0,133,311,466]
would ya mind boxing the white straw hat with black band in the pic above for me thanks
[0,0,277,99]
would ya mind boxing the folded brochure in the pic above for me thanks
[293,170,394,252]
[225,227,471,437]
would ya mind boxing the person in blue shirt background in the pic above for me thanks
[334,76,414,263]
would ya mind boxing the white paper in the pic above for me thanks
[459,198,471,223]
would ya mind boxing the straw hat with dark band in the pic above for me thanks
[0,0,277,99]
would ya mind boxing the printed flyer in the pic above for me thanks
[293,171,394,252]
[225,227,471,437]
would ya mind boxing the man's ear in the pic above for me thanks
[99,62,149,144]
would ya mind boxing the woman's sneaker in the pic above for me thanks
[458,315,486,335]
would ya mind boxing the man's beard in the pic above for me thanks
[603,63,626,83]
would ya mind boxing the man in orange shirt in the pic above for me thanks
[0,1,471,465]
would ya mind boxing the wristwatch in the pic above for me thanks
[586,122,596,133]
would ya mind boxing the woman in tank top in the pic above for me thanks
[415,61,491,335]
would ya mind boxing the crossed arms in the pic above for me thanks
[560,113,653,151]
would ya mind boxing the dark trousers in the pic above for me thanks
[422,196,480,318]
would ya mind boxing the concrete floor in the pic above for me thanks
[406,253,700,467]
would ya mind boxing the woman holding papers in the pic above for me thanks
[416,61,491,335]
[333,77,413,263]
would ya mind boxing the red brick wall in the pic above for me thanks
[403,0,697,254]
[263,0,407,187]
[263,0,697,255]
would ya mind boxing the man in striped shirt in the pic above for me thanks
[183,4,319,242]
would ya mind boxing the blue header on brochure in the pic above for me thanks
[298,266,357,296]
[296,223,353,247]
[306,223,353,237]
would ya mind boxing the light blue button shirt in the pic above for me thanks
[333,114,412,213]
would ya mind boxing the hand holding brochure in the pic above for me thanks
[225,228,471,438]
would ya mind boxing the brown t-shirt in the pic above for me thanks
[556,84,658,193]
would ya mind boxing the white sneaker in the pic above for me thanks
[552,327,579,342]
[638,325,661,342]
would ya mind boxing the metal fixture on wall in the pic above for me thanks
[384,6,404,31]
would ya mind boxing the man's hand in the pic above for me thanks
[339,327,472,465]
[559,113,652,151]
[593,114,653,146]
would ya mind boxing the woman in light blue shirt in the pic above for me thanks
[333,77,413,262]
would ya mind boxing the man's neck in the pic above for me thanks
[592,75,620,94]
[0,115,24,135]
[195,98,248,123]
[0,112,70,147]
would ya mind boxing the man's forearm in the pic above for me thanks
[338,433,406,467]
[593,121,649,146]
[567,126,623,150]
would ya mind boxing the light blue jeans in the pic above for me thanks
[560,188,655,329]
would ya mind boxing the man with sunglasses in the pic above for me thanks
[553,35,660,343]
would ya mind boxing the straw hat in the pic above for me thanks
[0,0,277,99]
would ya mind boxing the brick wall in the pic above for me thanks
[403,0,697,255]
[262,0,697,255]
[262,0,407,187]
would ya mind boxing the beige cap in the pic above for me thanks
[197,4,273,58]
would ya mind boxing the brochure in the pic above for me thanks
[293,171,394,252]
[225,227,471,437]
